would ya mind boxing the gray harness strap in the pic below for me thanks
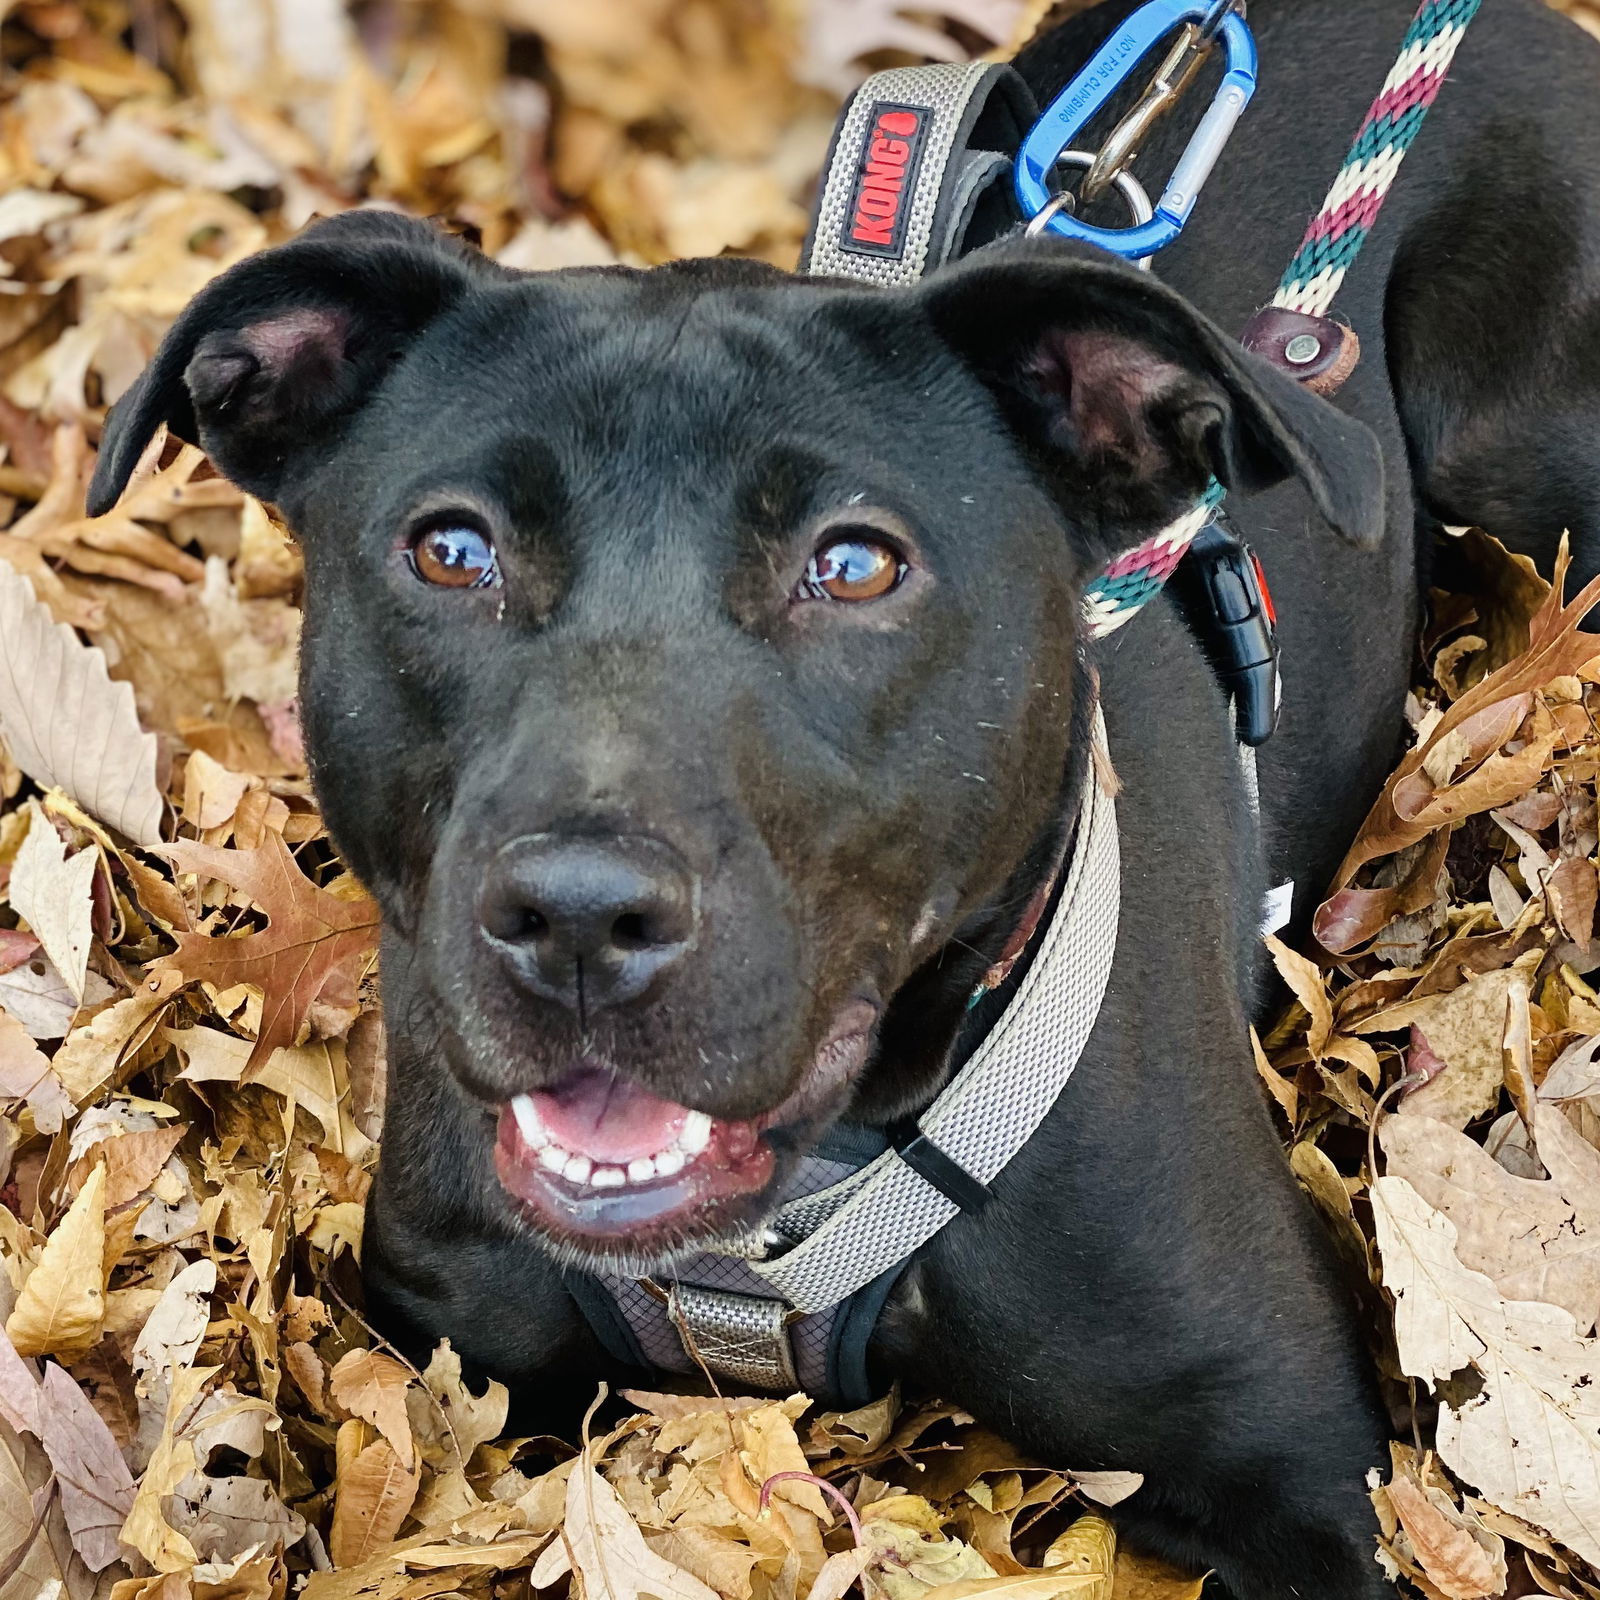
[577,708,1121,1402]
[750,725,1118,1314]
[800,61,1037,285]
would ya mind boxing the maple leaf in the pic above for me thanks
[156,833,379,1074]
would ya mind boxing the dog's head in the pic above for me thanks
[94,212,1380,1267]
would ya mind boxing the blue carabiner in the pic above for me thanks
[1014,0,1258,260]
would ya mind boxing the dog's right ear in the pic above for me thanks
[88,211,500,516]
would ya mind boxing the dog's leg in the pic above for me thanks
[1387,112,1600,585]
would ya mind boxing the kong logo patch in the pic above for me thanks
[840,103,930,259]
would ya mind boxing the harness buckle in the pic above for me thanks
[1014,0,1257,260]
[1170,511,1280,748]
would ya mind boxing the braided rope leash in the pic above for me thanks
[1273,0,1485,318]
[1080,480,1225,639]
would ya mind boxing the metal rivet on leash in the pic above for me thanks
[1283,334,1323,365]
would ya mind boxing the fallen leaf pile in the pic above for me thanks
[6,0,1600,1597]
[1250,533,1600,1600]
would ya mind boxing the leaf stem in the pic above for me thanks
[760,1471,863,1544]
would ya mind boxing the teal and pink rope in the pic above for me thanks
[1081,480,1225,639]
[1273,0,1485,318]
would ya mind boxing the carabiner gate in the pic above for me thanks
[1014,0,1257,260]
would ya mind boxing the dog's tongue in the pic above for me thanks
[528,1067,687,1164]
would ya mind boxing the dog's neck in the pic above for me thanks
[843,656,1099,1128]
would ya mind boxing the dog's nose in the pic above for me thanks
[477,834,699,1011]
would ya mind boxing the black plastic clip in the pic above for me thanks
[1171,510,1280,747]
[890,1122,992,1214]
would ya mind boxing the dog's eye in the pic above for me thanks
[407,522,500,589]
[799,532,906,603]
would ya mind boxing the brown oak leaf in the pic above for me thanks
[155,833,378,1074]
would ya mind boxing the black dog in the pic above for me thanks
[88,0,1600,1592]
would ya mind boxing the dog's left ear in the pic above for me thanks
[916,241,1383,551]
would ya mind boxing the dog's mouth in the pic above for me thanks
[493,1000,878,1257]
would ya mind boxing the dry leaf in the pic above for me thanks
[917,1577,1104,1600]
[79,1124,186,1212]
[800,0,1024,91]
[1379,961,1537,1128]
[0,1329,43,1439]
[6,1163,107,1358]
[170,1473,305,1563]
[0,563,163,847]
[1265,935,1332,1056]
[412,1339,508,1466]
[1374,1174,1600,1565]
[131,1257,215,1464]
[38,1360,135,1571]
[132,1259,214,1384]
[1105,1551,1205,1599]
[329,1428,421,1567]
[0,1003,72,1132]
[157,834,378,1071]
[1069,1473,1143,1509]
[1381,1110,1600,1330]
[0,1417,78,1600]
[1386,1471,1504,1600]
[9,801,97,1004]
[565,1458,721,1600]
[1042,1514,1114,1600]
[120,1364,210,1572]
[329,1349,416,1470]
[49,970,186,1106]
[181,751,252,833]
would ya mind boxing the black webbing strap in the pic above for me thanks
[800,61,1038,287]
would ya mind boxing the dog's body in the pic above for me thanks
[88,3,1600,1594]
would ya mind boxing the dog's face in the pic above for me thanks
[299,264,1089,1260]
[92,214,1379,1267]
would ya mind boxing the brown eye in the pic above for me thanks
[799,532,906,603]
[408,522,500,588]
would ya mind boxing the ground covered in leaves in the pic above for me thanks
[8,0,1600,1598]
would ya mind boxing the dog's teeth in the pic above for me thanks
[539,1144,568,1174]
[591,1166,626,1188]
[511,1095,547,1148]
[562,1154,593,1184]
[679,1111,712,1155]
[627,1156,656,1183]
[654,1148,687,1177]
